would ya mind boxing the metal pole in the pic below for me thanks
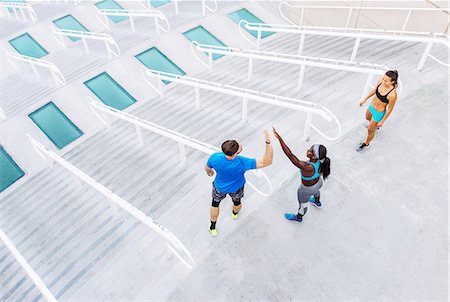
[417,41,433,71]
[30,63,40,80]
[242,96,248,123]
[130,16,136,33]
[299,7,304,26]
[248,57,253,80]
[135,124,143,147]
[401,9,412,32]
[82,38,90,55]
[157,77,165,98]
[350,37,361,61]
[345,8,353,29]
[302,112,313,141]
[154,17,160,36]
[19,7,26,21]
[208,51,213,71]
[256,29,262,50]
[174,0,178,15]
[297,64,305,89]
[297,33,305,55]
[360,73,373,101]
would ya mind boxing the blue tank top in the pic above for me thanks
[300,161,321,181]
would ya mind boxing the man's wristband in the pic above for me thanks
[265,141,271,144]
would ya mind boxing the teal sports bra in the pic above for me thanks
[300,161,321,181]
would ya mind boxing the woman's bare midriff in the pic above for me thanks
[371,97,388,112]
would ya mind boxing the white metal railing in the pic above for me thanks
[3,48,66,85]
[0,2,37,23]
[96,8,170,35]
[140,0,216,16]
[238,20,450,71]
[87,98,274,196]
[142,68,342,142]
[190,41,393,100]
[1,229,57,302]
[52,28,120,58]
[26,134,196,270]
[279,2,450,32]
[140,0,178,15]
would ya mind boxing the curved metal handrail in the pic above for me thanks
[202,0,217,14]
[90,98,274,196]
[244,20,450,47]
[155,10,170,33]
[238,20,258,47]
[142,68,342,143]
[3,49,66,85]
[190,41,212,71]
[27,134,196,271]
[52,28,121,57]
[191,41,387,73]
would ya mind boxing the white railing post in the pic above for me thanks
[178,142,186,165]
[81,38,90,54]
[104,40,112,59]
[361,73,374,100]
[401,9,412,32]
[248,57,253,80]
[135,124,143,147]
[302,112,313,141]
[345,8,353,29]
[30,64,40,79]
[297,64,305,89]
[208,51,213,71]
[174,0,179,15]
[0,230,58,302]
[299,7,304,26]
[350,37,361,61]
[417,41,433,71]
[130,16,136,33]
[298,32,305,55]
[158,78,165,98]
[154,17,160,36]
[242,96,248,123]
[195,86,200,109]
[256,29,262,49]
[201,0,205,16]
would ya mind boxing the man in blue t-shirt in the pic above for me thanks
[205,129,273,236]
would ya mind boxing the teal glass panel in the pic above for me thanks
[84,72,137,110]
[183,26,227,60]
[0,147,25,192]
[9,33,48,59]
[136,47,186,85]
[53,14,89,42]
[150,0,170,8]
[95,0,128,23]
[229,8,275,38]
[29,102,83,149]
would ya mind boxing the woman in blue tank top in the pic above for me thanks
[273,127,331,222]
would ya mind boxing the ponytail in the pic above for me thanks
[385,70,399,86]
[318,145,331,180]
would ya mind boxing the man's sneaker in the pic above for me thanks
[285,213,303,222]
[231,211,239,219]
[356,143,369,152]
[209,228,218,236]
[309,196,322,208]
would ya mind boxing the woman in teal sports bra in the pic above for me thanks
[357,70,398,152]
[273,127,331,222]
